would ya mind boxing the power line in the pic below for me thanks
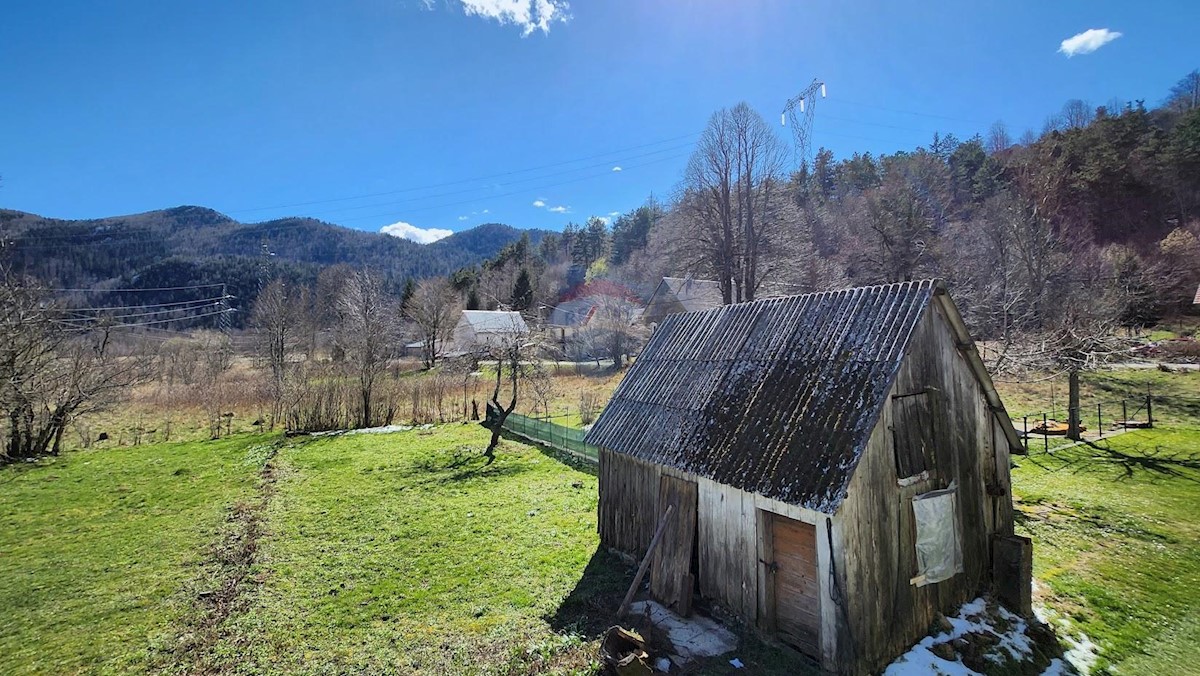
[821,113,944,136]
[61,301,224,322]
[826,97,988,125]
[5,150,691,249]
[42,283,227,292]
[5,150,693,249]
[57,295,228,312]
[56,307,236,331]
[286,143,695,222]
[224,131,703,215]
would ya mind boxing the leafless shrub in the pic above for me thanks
[579,392,599,425]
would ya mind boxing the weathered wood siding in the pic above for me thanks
[599,448,838,669]
[598,448,661,556]
[651,475,699,614]
[833,301,1013,674]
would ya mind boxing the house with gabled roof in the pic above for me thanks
[585,280,1029,674]
[641,277,724,326]
[453,310,528,350]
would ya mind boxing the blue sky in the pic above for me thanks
[1,0,1195,242]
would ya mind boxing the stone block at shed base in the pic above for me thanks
[992,534,1033,617]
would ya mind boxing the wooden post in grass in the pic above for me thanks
[1043,413,1049,453]
[1097,403,1103,438]
[1146,389,1153,428]
[617,505,675,617]
[1023,417,1028,453]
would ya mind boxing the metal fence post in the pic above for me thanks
[1023,416,1028,453]
[1043,413,1049,453]
[1097,403,1103,439]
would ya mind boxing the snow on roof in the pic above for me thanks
[459,310,528,334]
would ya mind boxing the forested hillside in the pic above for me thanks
[0,206,548,323]
[461,71,1200,345]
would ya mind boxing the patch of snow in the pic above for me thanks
[884,598,1070,676]
[1061,632,1099,675]
[1035,602,1098,675]
[309,423,434,437]
[627,600,737,663]
[1043,658,1069,676]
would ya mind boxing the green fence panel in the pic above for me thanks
[502,412,599,464]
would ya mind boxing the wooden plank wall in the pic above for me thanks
[651,475,699,614]
[832,303,1011,674]
[693,476,759,621]
[598,448,662,556]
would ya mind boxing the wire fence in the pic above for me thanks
[502,412,599,464]
[1013,394,1155,454]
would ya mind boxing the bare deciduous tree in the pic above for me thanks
[249,278,310,428]
[571,295,648,368]
[0,275,155,460]
[479,318,540,464]
[404,278,460,369]
[335,270,399,428]
[674,102,792,303]
[987,121,1012,154]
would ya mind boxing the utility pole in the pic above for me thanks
[781,78,827,171]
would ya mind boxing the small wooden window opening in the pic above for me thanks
[892,391,933,482]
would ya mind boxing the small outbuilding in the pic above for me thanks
[586,280,1028,674]
[453,310,529,350]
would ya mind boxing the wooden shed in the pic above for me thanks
[585,280,1028,674]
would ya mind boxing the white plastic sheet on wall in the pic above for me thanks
[912,486,963,586]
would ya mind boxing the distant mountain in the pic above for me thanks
[0,205,551,325]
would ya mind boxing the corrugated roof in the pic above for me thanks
[459,310,529,334]
[586,280,938,513]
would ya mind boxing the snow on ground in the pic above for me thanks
[309,423,434,437]
[884,597,1073,676]
[1035,603,1099,675]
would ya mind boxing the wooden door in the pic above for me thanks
[651,475,698,615]
[770,514,820,657]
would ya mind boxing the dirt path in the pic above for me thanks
[151,438,289,675]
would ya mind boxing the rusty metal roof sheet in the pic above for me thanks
[586,280,939,513]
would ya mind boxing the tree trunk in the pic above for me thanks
[1067,368,1082,441]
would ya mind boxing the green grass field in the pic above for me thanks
[1004,369,1200,675]
[2,367,1197,675]
[0,435,269,674]
[0,427,636,675]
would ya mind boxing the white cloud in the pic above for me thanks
[597,216,611,225]
[380,221,453,244]
[548,205,570,213]
[482,208,490,214]
[608,211,620,217]
[458,215,468,221]
[611,166,622,172]
[459,0,570,36]
[1059,28,1122,57]
[532,199,547,208]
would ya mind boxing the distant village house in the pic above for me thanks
[453,310,529,350]
[641,277,723,326]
